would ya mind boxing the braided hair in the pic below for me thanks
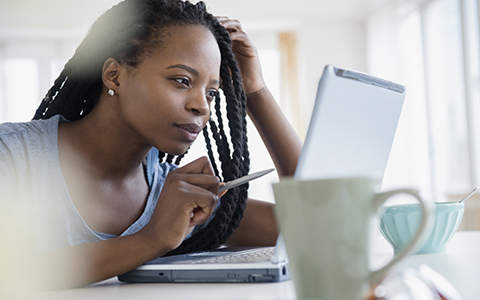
[32,0,250,256]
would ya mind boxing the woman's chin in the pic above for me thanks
[158,145,190,157]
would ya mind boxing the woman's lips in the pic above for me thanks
[175,123,202,142]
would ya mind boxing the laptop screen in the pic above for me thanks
[295,65,405,181]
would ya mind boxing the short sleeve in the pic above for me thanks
[0,136,17,203]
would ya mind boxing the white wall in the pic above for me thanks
[299,19,367,131]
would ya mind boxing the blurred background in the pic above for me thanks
[1,0,479,229]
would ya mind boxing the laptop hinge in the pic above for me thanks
[270,233,288,263]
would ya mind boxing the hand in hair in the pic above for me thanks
[140,156,220,252]
[217,17,266,96]
[218,18,302,178]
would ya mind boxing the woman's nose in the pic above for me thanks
[186,92,210,116]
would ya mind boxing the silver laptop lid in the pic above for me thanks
[295,65,406,180]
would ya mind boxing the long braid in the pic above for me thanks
[211,92,234,179]
[34,0,251,256]
[202,123,220,178]
[206,23,250,237]
[167,10,251,254]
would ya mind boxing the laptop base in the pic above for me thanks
[118,264,290,283]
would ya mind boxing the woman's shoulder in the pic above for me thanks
[0,115,61,141]
[0,115,61,166]
[0,116,62,197]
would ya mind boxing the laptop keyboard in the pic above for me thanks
[181,247,276,264]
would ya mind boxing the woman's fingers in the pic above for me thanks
[169,157,220,194]
[169,172,220,195]
[176,156,215,176]
[219,184,228,198]
[217,17,243,32]
[215,16,266,95]
[216,17,250,45]
[164,157,221,225]
[177,182,219,226]
[147,165,220,249]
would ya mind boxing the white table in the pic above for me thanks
[29,231,480,300]
[375,231,480,300]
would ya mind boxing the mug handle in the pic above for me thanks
[369,189,435,285]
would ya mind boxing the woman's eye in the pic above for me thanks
[206,90,218,101]
[173,78,190,86]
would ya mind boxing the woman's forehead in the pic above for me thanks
[143,25,221,68]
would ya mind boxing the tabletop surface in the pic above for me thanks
[26,231,480,300]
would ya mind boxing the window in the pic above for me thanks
[1,59,38,122]
[368,0,480,218]
[423,0,471,194]
[0,40,79,123]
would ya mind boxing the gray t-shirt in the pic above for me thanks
[0,115,177,252]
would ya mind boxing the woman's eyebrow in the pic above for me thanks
[167,64,199,76]
[167,64,220,86]
[211,78,220,86]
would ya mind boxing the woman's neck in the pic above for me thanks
[58,101,152,180]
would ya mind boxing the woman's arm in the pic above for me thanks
[218,18,302,177]
[29,156,220,289]
[218,18,303,247]
[246,88,302,176]
[33,231,166,289]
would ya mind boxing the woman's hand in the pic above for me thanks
[218,18,303,178]
[140,156,220,253]
[217,17,266,96]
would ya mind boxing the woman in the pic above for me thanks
[0,0,302,288]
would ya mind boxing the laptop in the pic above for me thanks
[117,65,406,283]
[295,65,405,180]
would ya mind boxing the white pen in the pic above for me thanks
[219,168,275,193]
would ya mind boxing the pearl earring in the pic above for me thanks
[108,89,115,96]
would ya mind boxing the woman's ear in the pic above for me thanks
[102,58,122,92]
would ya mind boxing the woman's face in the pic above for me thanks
[115,25,221,155]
